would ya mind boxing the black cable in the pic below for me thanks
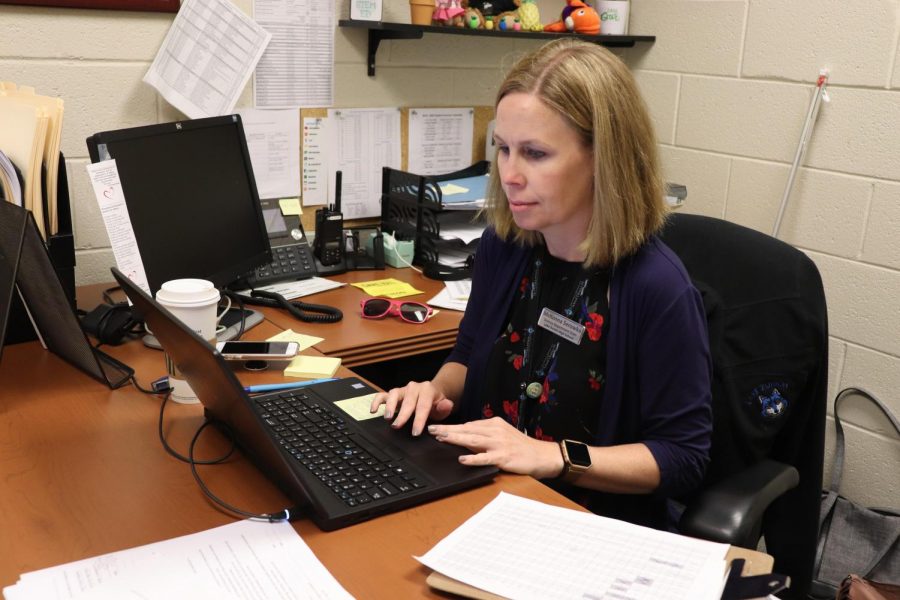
[156,390,236,465]
[188,419,294,523]
[130,374,163,395]
[222,289,248,340]
[130,374,291,521]
[102,284,122,305]
[235,289,343,323]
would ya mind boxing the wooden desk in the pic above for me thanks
[261,268,463,367]
[0,327,580,597]
[77,267,464,369]
[2,290,771,597]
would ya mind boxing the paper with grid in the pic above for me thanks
[417,492,728,600]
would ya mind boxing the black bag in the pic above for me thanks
[809,388,900,599]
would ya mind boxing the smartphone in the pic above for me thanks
[215,341,299,360]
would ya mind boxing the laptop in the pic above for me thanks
[111,267,497,530]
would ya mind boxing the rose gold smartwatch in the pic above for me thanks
[559,439,591,483]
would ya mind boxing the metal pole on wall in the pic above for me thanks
[773,70,830,238]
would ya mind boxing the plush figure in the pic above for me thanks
[468,0,519,18]
[464,6,485,28]
[516,0,542,32]
[433,0,466,26]
[543,0,601,35]
[496,12,518,31]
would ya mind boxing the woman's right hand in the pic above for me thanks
[370,380,455,437]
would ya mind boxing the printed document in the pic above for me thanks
[86,160,151,296]
[3,520,351,600]
[417,492,729,600]
[253,0,334,108]
[328,108,402,219]
[407,107,474,176]
[143,0,271,119]
[236,108,300,199]
[301,116,332,206]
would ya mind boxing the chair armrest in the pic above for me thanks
[679,459,799,548]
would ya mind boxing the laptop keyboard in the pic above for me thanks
[254,391,428,507]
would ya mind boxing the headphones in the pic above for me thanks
[80,302,141,345]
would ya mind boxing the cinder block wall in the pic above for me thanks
[2,0,898,509]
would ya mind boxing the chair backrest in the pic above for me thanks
[659,213,828,598]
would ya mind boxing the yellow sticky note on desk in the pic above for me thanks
[352,278,423,299]
[279,197,302,216]
[267,329,323,352]
[284,355,341,379]
[334,393,384,421]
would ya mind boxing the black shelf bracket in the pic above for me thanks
[339,20,655,76]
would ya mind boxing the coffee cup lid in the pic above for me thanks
[156,278,220,306]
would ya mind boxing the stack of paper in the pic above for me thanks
[428,279,471,312]
[3,520,352,600]
[418,492,729,600]
[438,173,489,211]
[0,82,65,239]
[0,150,22,208]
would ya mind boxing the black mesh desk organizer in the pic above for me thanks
[2,153,76,345]
[0,155,131,388]
[380,161,489,279]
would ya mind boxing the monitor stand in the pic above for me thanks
[142,307,264,350]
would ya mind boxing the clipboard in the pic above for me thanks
[426,547,788,600]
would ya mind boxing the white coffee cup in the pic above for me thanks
[155,279,221,404]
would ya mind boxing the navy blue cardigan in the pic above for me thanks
[446,228,713,528]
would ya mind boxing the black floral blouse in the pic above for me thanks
[480,252,611,448]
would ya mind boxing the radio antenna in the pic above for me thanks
[333,170,342,213]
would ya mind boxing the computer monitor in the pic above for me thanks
[86,115,271,295]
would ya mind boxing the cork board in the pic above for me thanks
[296,106,494,232]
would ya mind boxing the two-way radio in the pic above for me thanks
[313,171,347,275]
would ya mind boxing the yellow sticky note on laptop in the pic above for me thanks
[334,393,384,421]
[284,355,341,379]
[352,278,423,299]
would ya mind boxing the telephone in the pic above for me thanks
[313,171,347,276]
[245,197,317,287]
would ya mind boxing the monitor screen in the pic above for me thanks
[86,115,271,295]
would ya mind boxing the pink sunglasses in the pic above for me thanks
[360,298,433,324]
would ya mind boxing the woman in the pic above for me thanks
[371,39,712,530]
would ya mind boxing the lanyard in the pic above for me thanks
[517,248,590,433]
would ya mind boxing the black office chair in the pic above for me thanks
[659,213,828,599]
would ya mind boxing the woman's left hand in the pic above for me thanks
[427,417,564,480]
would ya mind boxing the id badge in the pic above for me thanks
[537,307,585,345]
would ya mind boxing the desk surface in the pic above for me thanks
[3,283,771,596]
[260,268,463,367]
[87,267,464,369]
[0,320,581,597]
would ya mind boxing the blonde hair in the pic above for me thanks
[486,39,667,267]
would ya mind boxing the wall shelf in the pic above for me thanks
[338,20,656,76]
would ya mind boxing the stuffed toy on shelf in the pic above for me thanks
[464,6,485,28]
[433,0,466,26]
[516,0,542,32]
[543,0,601,35]
[467,0,520,18]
